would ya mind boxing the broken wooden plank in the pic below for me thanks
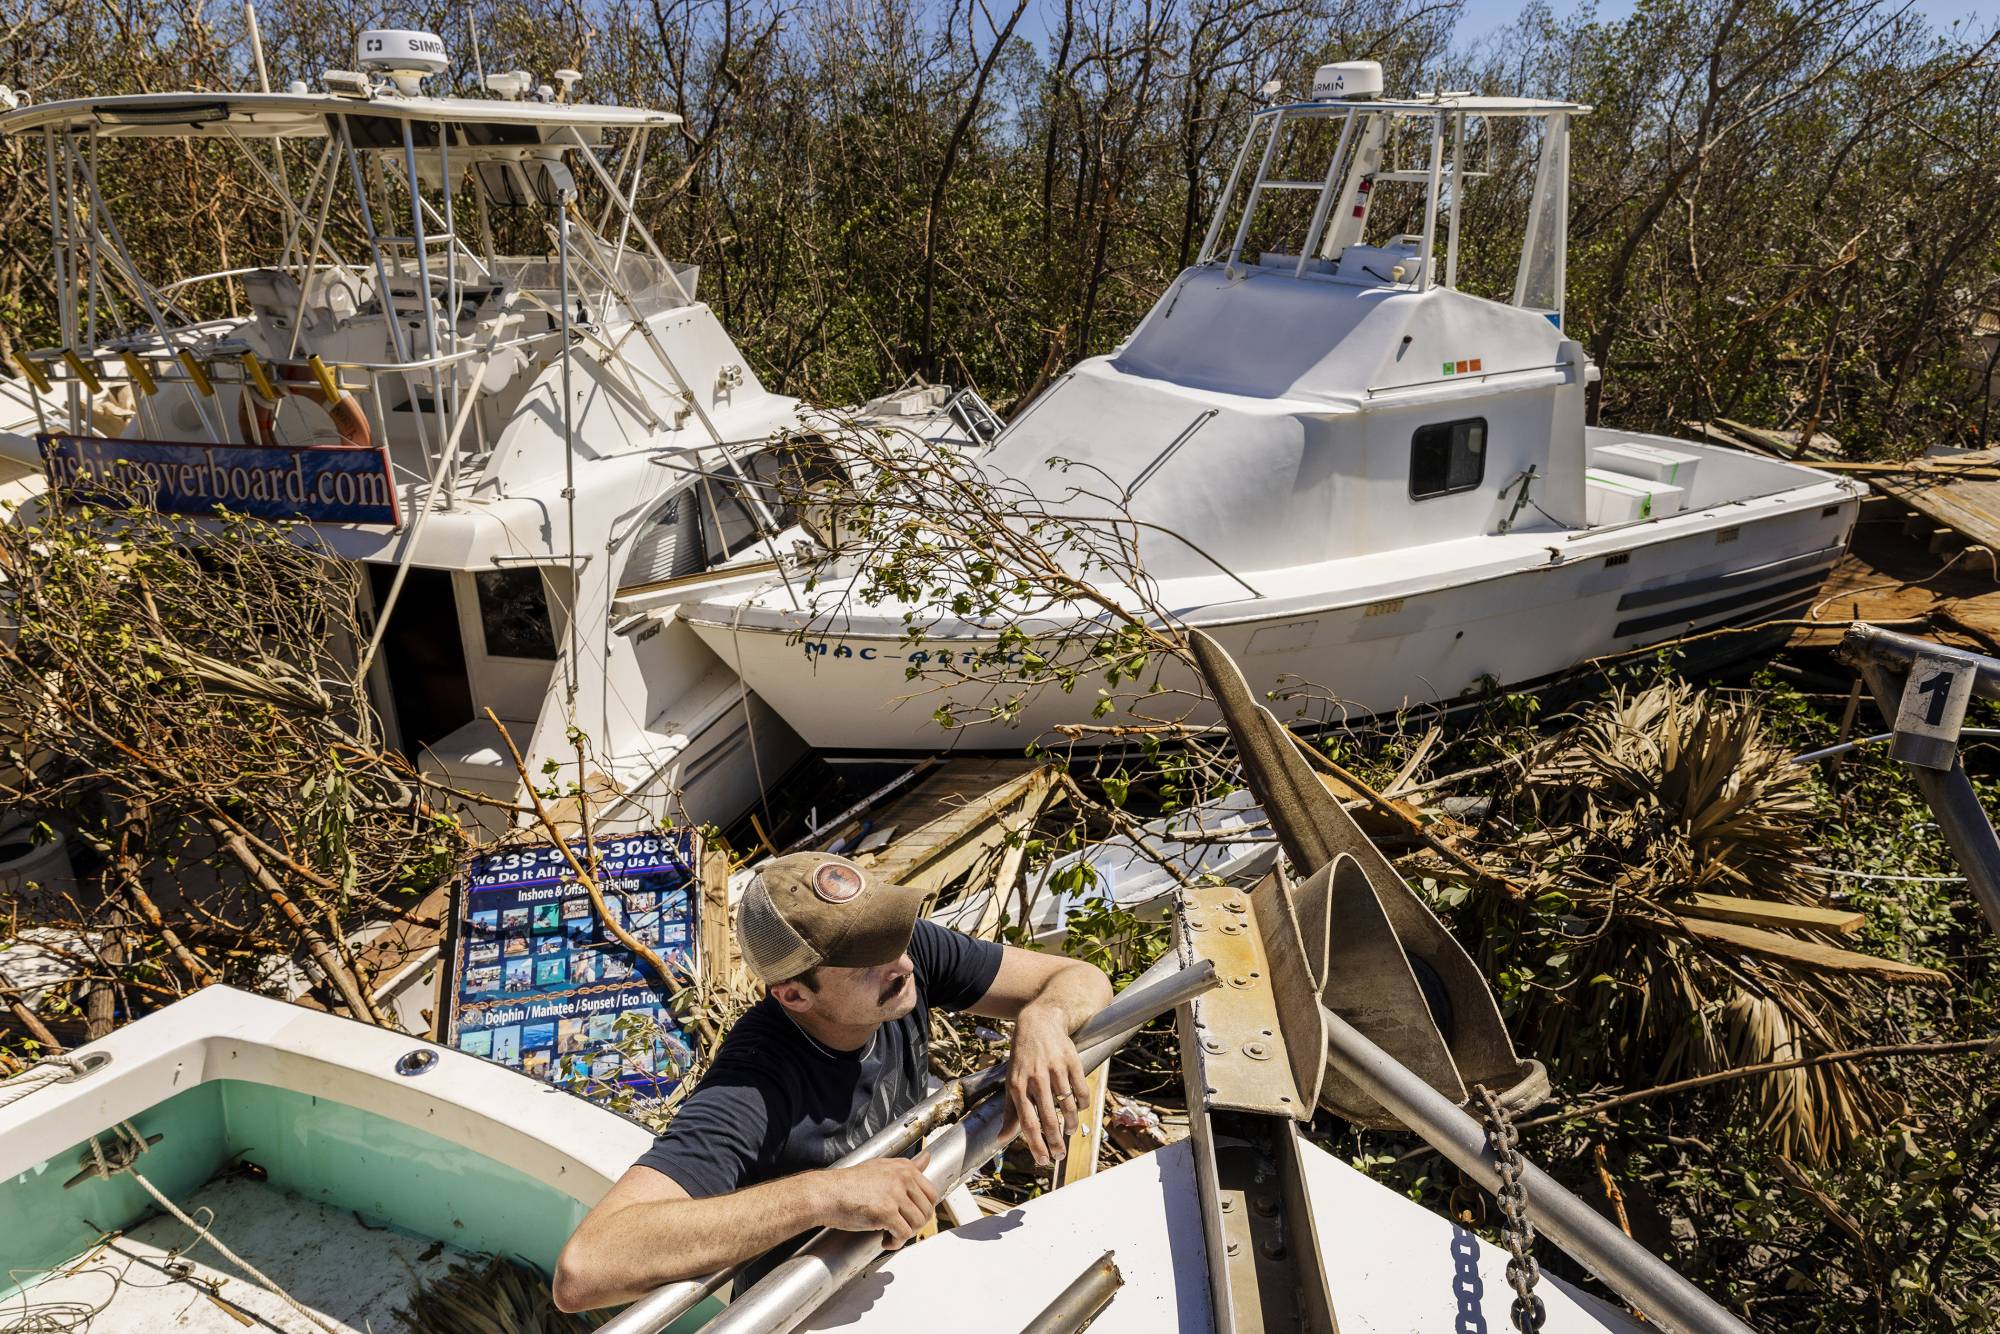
[1312,769,1424,839]
[698,842,744,993]
[1670,915,1945,984]
[1872,481,2000,552]
[968,819,1035,941]
[866,763,1060,894]
[1060,1065,1110,1186]
[1806,459,2000,478]
[1684,419,1778,455]
[1677,893,1866,935]
[1714,417,1802,457]
[1381,726,1442,799]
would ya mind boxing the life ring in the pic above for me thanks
[237,363,371,450]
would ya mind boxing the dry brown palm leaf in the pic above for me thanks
[394,1252,608,1332]
[1474,680,1911,1162]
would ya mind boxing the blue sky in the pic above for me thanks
[1453,0,1996,41]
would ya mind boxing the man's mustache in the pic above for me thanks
[880,973,908,1003]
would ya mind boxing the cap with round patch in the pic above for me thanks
[736,852,928,984]
[812,861,864,904]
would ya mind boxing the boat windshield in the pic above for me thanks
[1198,95,1587,323]
[6,90,693,467]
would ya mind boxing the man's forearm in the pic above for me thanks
[555,1171,826,1310]
[1019,959,1114,1034]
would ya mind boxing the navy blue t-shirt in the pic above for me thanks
[635,920,1004,1284]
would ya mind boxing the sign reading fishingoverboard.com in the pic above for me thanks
[39,433,400,526]
[447,830,699,1100]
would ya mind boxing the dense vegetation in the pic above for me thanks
[1302,668,2000,1329]
[3,0,1997,452]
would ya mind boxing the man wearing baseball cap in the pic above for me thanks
[552,851,1112,1312]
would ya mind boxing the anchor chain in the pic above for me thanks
[1476,1083,1545,1332]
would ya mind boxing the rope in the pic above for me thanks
[0,1056,91,1110]
[83,1124,339,1334]
[1802,865,1967,885]
[1,1252,130,1332]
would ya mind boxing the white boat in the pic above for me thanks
[679,63,1860,753]
[0,985,711,1333]
[0,29,988,830]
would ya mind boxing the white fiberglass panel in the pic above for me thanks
[978,363,1339,579]
[803,1137,1641,1332]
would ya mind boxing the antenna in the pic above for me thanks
[552,165,584,710]
[466,8,487,88]
[244,1,272,93]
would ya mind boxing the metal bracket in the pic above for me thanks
[1178,883,1302,1116]
[1838,624,2000,936]
[1176,889,1340,1333]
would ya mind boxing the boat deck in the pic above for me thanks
[8,1175,471,1333]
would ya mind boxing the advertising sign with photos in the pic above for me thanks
[445,829,699,1101]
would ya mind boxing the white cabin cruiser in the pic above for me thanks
[680,65,1860,752]
[0,30,986,828]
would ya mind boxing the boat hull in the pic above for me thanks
[0,987,686,1332]
[687,491,1858,752]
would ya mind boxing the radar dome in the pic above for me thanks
[357,29,448,95]
[1312,61,1383,101]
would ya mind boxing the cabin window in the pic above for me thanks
[695,447,843,563]
[621,496,706,590]
[695,474,768,563]
[1409,418,1487,499]
[476,568,558,660]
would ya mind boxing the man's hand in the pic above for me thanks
[814,1150,940,1249]
[1003,1002,1091,1167]
[966,942,1112,1169]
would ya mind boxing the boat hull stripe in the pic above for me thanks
[1615,542,1848,612]
[1615,568,1831,637]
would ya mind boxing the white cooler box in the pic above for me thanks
[1590,440,1701,493]
[1586,468,1686,525]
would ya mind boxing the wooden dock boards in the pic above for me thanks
[1868,450,2000,554]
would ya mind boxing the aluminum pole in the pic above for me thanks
[1019,1250,1122,1334]
[1840,624,2000,701]
[597,956,1217,1334]
[1322,1006,1752,1334]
